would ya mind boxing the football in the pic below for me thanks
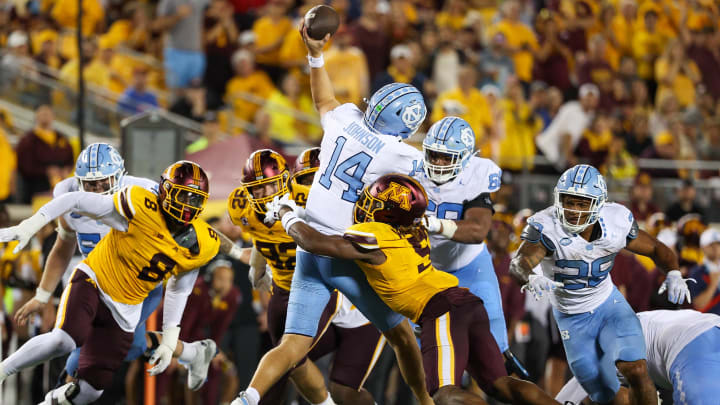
[304,5,340,40]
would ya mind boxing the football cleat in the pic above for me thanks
[231,391,258,405]
[186,339,217,391]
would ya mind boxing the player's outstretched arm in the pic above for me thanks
[213,226,251,264]
[509,240,548,285]
[300,24,340,116]
[278,206,385,264]
[15,216,77,326]
[149,269,200,376]
[426,206,493,244]
[0,191,126,254]
[624,229,679,273]
[625,229,693,304]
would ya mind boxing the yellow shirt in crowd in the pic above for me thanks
[432,87,493,147]
[225,71,276,123]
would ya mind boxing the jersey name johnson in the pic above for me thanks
[306,103,423,236]
[84,185,220,305]
[227,187,296,291]
[344,222,458,322]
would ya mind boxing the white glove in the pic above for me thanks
[264,194,303,224]
[521,274,563,300]
[0,213,48,254]
[421,215,458,238]
[148,326,180,376]
[249,265,273,292]
[422,215,442,233]
[658,270,696,305]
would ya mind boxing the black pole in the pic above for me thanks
[76,0,85,149]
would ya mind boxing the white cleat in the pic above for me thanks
[186,339,217,391]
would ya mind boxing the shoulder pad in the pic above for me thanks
[521,223,556,252]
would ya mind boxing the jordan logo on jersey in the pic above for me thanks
[377,182,412,210]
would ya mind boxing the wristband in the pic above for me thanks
[281,211,305,232]
[439,219,458,239]
[307,54,324,68]
[35,287,52,304]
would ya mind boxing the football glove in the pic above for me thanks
[148,326,180,376]
[264,194,304,224]
[0,212,49,254]
[521,274,563,300]
[658,270,696,305]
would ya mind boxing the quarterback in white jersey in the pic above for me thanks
[510,164,693,405]
[557,310,720,405]
[414,117,528,377]
[231,24,433,405]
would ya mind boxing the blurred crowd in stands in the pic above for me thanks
[2,0,720,404]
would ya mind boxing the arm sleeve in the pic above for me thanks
[626,219,639,246]
[37,191,128,231]
[162,269,200,330]
[463,193,494,214]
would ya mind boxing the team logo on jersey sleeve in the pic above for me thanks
[377,182,412,210]
[401,103,426,130]
[560,237,572,246]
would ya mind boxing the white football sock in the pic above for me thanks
[178,340,199,363]
[246,387,260,405]
[313,393,336,405]
[3,328,75,377]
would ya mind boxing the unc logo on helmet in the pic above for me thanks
[422,117,476,184]
[75,143,126,195]
[401,103,425,131]
[554,164,607,234]
[363,83,427,139]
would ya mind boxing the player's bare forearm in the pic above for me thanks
[286,220,364,260]
[215,227,236,255]
[450,207,492,244]
[625,230,679,273]
[41,230,77,293]
[510,241,548,285]
[300,24,340,115]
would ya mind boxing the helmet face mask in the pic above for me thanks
[75,143,125,195]
[554,164,607,234]
[162,182,208,224]
[159,160,210,226]
[242,149,290,214]
[422,117,475,184]
[244,171,289,214]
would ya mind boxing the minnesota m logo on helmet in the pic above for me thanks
[377,181,412,211]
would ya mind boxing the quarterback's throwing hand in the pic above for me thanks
[658,270,695,305]
[522,274,563,300]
